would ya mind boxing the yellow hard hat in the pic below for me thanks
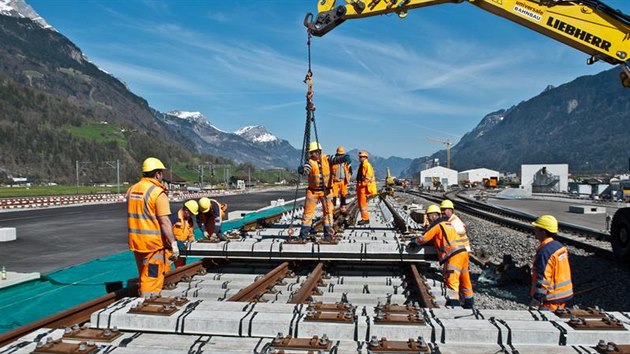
[198,197,211,213]
[184,200,199,215]
[426,204,441,215]
[308,141,323,152]
[532,215,558,233]
[142,157,166,173]
[440,200,454,210]
[358,150,369,158]
[336,146,345,154]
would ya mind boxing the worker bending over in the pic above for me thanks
[198,197,228,241]
[409,205,474,308]
[127,157,178,298]
[530,215,573,310]
[355,150,376,225]
[331,145,352,212]
[170,200,199,268]
[297,141,351,240]
[440,200,471,251]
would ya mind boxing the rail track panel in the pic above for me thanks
[3,195,630,353]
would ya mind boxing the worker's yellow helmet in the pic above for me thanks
[141,157,166,173]
[336,146,345,154]
[532,215,558,233]
[358,150,369,158]
[440,200,454,210]
[308,141,323,152]
[425,204,441,215]
[198,197,211,213]
[184,200,199,215]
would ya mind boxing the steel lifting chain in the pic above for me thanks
[287,28,322,239]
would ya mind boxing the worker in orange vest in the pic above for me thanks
[530,215,573,310]
[355,150,377,225]
[331,145,352,212]
[127,157,178,298]
[297,141,351,240]
[409,204,474,308]
[197,197,228,241]
[169,200,199,268]
[440,200,471,251]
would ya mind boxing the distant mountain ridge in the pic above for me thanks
[402,67,630,176]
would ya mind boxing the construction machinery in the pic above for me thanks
[426,137,453,169]
[305,0,630,262]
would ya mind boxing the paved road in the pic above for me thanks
[0,188,301,274]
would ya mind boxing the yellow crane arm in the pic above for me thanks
[305,0,630,84]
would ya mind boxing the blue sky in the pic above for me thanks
[29,0,630,159]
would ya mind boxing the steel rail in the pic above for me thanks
[288,262,325,304]
[408,263,437,308]
[227,261,291,302]
[380,195,410,234]
[0,260,206,347]
[404,190,616,261]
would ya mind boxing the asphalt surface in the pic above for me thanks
[0,188,301,274]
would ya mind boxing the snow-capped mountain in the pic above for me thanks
[155,111,301,169]
[0,0,52,29]
[235,125,279,143]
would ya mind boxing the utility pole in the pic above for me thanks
[76,160,79,194]
[248,168,251,187]
[426,137,453,169]
[104,160,121,194]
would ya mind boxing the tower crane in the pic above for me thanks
[426,137,453,169]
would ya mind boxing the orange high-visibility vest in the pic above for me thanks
[331,161,351,183]
[308,154,332,191]
[417,221,469,264]
[172,208,194,242]
[127,178,168,253]
[530,238,573,304]
[447,214,470,251]
[357,160,377,195]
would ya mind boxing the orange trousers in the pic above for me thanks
[302,189,334,227]
[134,249,169,298]
[356,184,370,221]
[541,302,566,311]
[442,251,474,302]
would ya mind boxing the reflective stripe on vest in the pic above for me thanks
[128,179,166,252]
[308,155,331,190]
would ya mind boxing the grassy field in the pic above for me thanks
[66,121,127,148]
[0,185,121,198]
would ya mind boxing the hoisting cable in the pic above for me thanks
[287,28,321,239]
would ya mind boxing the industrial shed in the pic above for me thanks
[420,166,458,189]
[458,168,500,184]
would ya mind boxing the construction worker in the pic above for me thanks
[127,157,178,298]
[169,200,199,268]
[440,200,471,251]
[198,197,228,241]
[409,204,474,308]
[530,215,573,310]
[355,150,376,225]
[297,141,351,240]
[331,145,352,211]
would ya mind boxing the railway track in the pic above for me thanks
[2,193,630,353]
[403,190,617,262]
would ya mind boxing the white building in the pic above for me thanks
[420,166,458,188]
[458,168,500,184]
[520,164,569,193]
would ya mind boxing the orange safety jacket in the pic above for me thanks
[416,220,469,264]
[331,160,351,184]
[530,238,573,304]
[446,214,471,251]
[127,177,168,253]
[170,208,194,242]
[356,160,377,195]
[307,154,333,191]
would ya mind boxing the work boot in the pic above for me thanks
[357,219,369,226]
[323,226,334,240]
[462,298,475,309]
[299,226,310,240]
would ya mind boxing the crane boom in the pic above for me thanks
[305,0,630,86]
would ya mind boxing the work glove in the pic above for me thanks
[406,239,421,251]
[169,243,180,261]
[203,231,210,239]
[297,166,305,175]
[343,154,352,163]
[528,298,541,310]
